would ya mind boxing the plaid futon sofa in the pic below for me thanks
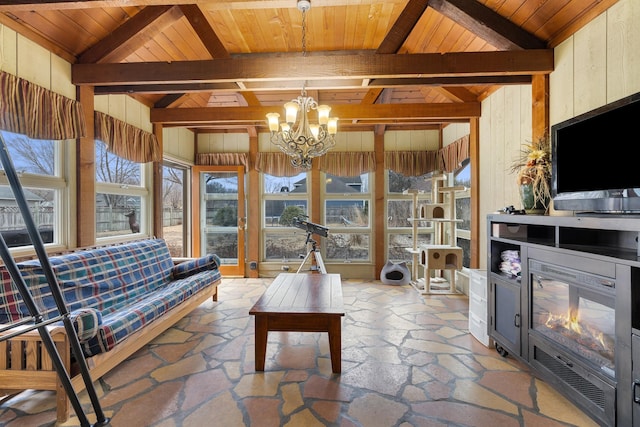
[0,238,221,356]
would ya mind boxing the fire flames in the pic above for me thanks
[544,308,608,351]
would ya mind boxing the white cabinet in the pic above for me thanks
[468,269,490,347]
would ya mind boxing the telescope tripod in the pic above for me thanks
[296,231,327,274]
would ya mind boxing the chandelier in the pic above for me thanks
[266,0,338,169]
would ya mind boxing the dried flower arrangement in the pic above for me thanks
[510,136,552,211]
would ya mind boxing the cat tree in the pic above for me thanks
[406,174,465,295]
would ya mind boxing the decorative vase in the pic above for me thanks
[519,183,549,215]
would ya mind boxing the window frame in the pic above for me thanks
[0,131,69,254]
[95,140,151,243]
[322,172,372,263]
[261,171,310,263]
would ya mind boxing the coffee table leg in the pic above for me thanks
[254,315,267,371]
[328,317,342,373]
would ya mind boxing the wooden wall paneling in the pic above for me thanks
[395,131,412,151]
[107,94,127,123]
[0,24,17,75]
[607,0,640,102]
[469,117,479,269]
[17,36,50,89]
[549,37,574,126]
[51,54,75,99]
[572,12,607,116]
[125,96,143,131]
[486,93,503,211]
[478,95,491,271]
[173,128,196,163]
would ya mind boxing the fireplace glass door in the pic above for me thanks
[530,260,615,378]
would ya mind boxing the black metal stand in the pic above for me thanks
[296,231,327,274]
[0,134,109,426]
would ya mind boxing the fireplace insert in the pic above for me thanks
[528,258,616,426]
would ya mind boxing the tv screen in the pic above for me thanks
[552,92,640,213]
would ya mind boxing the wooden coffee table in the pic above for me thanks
[249,273,344,373]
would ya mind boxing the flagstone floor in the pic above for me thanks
[0,277,597,427]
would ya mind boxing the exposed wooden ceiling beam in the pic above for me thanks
[154,5,234,111]
[0,0,408,12]
[154,93,185,108]
[179,4,230,59]
[427,0,546,50]
[377,0,429,54]
[78,6,182,63]
[73,50,553,86]
[150,102,481,125]
[93,75,532,94]
[428,86,478,103]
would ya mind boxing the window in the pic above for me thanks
[454,159,471,267]
[262,172,309,261]
[0,131,65,249]
[163,163,188,257]
[95,140,149,240]
[323,173,371,262]
[386,170,435,263]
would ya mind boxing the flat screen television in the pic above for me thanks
[552,91,640,214]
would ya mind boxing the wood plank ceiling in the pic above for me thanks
[0,0,619,133]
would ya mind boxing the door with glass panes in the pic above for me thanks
[192,166,245,276]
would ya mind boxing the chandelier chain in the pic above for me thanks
[265,1,337,169]
[301,8,307,57]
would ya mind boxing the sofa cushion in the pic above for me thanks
[0,238,221,357]
[70,308,102,342]
[82,267,220,356]
[3,239,176,322]
[172,254,220,280]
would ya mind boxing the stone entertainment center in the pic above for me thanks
[487,213,640,426]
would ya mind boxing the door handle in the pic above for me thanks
[514,313,520,328]
[634,380,640,404]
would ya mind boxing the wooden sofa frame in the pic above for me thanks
[0,279,218,422]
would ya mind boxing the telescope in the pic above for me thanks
[293,216,329,237]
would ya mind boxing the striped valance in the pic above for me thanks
[256,152,304,177]
[385,150,438,176]
[440,135,470,173]
[196,153,248,167]
[385,135,470,176]
[94,111,160,163]
[0,71,86,140]
[317,152,376,177]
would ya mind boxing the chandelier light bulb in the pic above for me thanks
[284,101,299,124]
[309,124,320,139]
[327,117,338,135]
[317,105,331,125]
[280,122,290,133]
[266,113,280,132]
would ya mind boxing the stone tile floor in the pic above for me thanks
[0,277,598,426]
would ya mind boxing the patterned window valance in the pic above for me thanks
[385,150,438,176]
[94,111,160,163]
[256,152,305,177]
[0,71,86,140]
[317,152,376,177]
[385,135,470,176]
[440,135,470,173]
[196,153,248,167]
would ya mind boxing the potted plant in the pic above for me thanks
[510,136,552,214]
